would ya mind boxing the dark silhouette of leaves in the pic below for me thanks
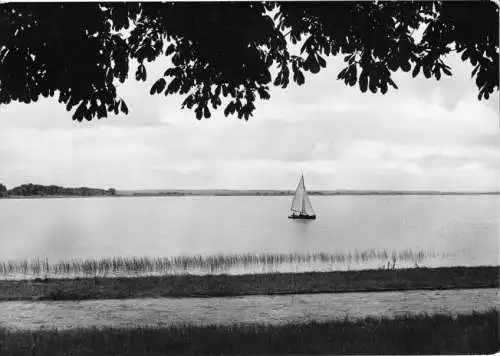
[412,64,421,78]
[359,70,368,93]
[120,99,128,115]
[0,2,498,121]
[150,78,166,95]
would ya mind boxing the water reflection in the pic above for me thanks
[289,218,314,238]
[0,196,498,266]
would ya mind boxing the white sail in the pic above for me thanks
[290,175,305,213]
[290,174,315,216]
[302,188,315,215]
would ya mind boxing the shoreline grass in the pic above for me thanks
[0,266,497,301]
[1,310,497,355]
[0,249,443,278]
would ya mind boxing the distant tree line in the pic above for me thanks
[0,183,116,197]
[0,183,7,197]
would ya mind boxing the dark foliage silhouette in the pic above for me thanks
[0,183,7,197]
[0,2,498,121]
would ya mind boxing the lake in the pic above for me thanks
[0,195,498,277]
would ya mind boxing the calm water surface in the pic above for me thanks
[0,288,497,330]
[0,195,498,269]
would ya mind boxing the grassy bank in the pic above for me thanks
[0,266,497,301]
[1,310,498,355]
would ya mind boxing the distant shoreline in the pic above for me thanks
[3,190,499,199]
[118,190,500,197]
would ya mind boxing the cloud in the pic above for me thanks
[0,51,498,191]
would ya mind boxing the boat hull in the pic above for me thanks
[288,214,316,220]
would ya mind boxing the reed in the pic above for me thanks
[0,248,443,278]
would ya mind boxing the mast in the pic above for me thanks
[301,174,306,214]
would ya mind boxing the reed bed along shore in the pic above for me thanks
[0,310,497,355]
[0,248,444,279]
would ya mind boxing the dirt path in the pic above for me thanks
[0,288,497,330]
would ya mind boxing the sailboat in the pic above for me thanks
[288,174,316,219]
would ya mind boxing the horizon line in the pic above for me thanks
[118,188,500,193]
[3,183,499,194]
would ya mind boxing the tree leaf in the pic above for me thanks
[380,80,388,94]
[359,70,368,93]
[150,78,166,95]
[120,100,128,114]
[203,105,211,118]
[317,55,326,68]
[423,65,431,79]
[74,103,86,122]
[297,70,305,85]
[401,61,411,72]
[471,65,479,78]
[165,44,176,57]
[257,87,270,100]
[369,75,377,93]
[195,105,203,120]
[442,66,452,76]
[337,67,348,80]
[435,67,441,81]
[387,78,398,89]
[412,64,421,78]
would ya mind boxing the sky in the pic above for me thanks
[0,50,499,191]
